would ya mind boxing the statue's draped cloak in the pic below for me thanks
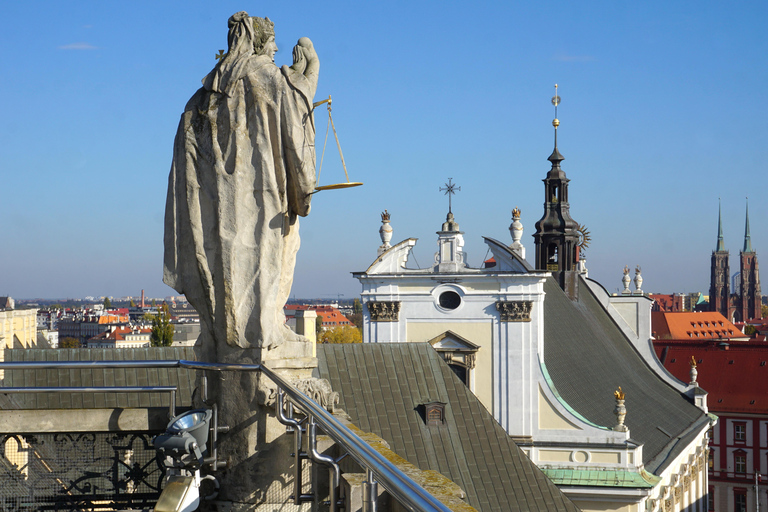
[164,54,315,350]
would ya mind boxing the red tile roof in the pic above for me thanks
[653,342,768,414]
[648,294,681,312]
[284,305,353,327]
[652,311,745,340]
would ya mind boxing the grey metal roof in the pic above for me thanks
[542,277,710,474]
[0,347,197,410]
[317,343,580,512]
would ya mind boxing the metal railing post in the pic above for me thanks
[307,416,342,512]
[276,389,313,504]
[363,468,378,512]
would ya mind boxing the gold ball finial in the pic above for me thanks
[552,119,560,127]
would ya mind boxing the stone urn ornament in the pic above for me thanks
[634,266,643,294]
[622,266,631,294]
[378,210,393,256]
[613,387,628,432]
[509,207,525,258]
[689,355,698,385]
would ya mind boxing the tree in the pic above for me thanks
[762,304,768,319]
[60,337,81,349]
[130,299,136,308]
[319,326,362,344]
[103,297,112,309]
[744,324,757,336]
[150,306,174,347]
[316,315,324,335]
[348,299,363,328]
[347,311,363,329]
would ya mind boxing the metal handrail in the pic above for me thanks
[0,359,453,512]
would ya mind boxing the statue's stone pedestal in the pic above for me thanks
[197,337,316,511]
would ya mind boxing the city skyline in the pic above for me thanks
[1,1,766,299]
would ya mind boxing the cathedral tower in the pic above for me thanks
[737,200,761,321]
[533,86,580,299]
[709,201,730,317]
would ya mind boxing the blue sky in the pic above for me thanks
[1,1,766,300]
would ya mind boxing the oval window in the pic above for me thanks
[438,291,461,310]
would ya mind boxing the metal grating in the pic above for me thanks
[0,432,164,511]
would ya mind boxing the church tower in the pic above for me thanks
[534,86,580,299]
[709,201,730,317]
[737,200,761,321]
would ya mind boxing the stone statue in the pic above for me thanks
[164,12,319,353]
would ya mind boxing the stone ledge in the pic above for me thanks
[337,414,477,512]
[0,407,176,433]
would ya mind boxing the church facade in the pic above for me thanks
[354,112,714,512]
[709,202,762,322]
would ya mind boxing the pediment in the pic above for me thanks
[427,331,480,352]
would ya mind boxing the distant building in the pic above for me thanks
[168,301,199,322]
[649,292,704,313]
[284,305,353,331]
[86,326,151,349]
[652,311,748,342]
[58,312,130,346]
[0,297,38,349]
[710,201,762,322]
[654,340,768,512]
[171,322,200,346]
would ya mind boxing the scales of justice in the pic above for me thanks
[311,95,363,193]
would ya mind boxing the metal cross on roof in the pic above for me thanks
[215,49,226,61]
[440,178,461,214]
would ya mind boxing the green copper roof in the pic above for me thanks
[541,468,660,488]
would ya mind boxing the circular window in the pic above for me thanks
[438,291,461,310]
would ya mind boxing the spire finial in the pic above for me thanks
[744,197,753,253]
[548,85,564,165]
[552,84,560,148]
[716,198,725,252]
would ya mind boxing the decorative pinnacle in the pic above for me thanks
[552,84,561,144]
[548,84,564,165]
[512,207,521,220]
[744,197,753,253]
[439,178,461,215]
[381,209,390,222]
[716,198,725,252]
[614,386,625,400]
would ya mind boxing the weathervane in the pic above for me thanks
[439,178,461,214]
[552,84,561,147]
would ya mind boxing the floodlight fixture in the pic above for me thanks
[153,408,212,467]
